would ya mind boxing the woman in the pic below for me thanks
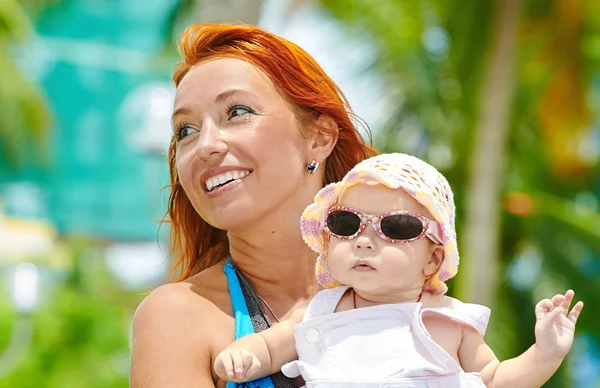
[130,23,377,388]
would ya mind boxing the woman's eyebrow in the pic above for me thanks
[171,107,193,124]
[171,89,259,123]
[214,89,257,105]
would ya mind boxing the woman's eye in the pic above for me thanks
[226,105,255,121]
[174,123,196,141]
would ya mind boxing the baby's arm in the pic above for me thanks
[214,306,306,383]
[461,331,563,387]
[460,290,583,387]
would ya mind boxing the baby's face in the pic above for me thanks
[326,182,438,296]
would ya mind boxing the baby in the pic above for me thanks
[215,153,584,387]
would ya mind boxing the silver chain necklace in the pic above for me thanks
[256,294,280,323]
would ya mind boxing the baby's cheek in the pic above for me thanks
[326,240,353,275]
[386,239,429,258]
[327,237,343,251]
[381,245,430,285]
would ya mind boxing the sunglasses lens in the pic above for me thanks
[326,210,361,237]
[381,214,425,240]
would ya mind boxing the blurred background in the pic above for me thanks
[0,0,599,387]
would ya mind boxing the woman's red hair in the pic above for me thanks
[166,24,378,281]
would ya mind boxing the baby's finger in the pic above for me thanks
[535,299,553,311]
[551,294,565,306]
[538,306,562,330]
[215,354,234,379]
[559,290,575,314]
[245,357,262,379]
[241,352,256,377]
[568,301,584,324]
[535,299,553,318]
[230,350,246,378]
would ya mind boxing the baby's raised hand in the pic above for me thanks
[214,348,262,382]
[534,290,584,359]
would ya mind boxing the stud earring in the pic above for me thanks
[307,160,320,174]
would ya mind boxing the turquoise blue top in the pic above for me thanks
[224,260,275,388]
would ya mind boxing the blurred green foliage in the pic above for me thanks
[0,0,58,170]
[0,238,144,388]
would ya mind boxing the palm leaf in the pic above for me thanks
[0,0,53,170]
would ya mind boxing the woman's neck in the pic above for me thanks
[227,226,320,311]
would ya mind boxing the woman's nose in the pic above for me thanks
[193,121,228,163]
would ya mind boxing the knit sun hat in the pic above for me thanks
[300,153,458,294]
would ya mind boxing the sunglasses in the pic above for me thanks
[324,206,443,244]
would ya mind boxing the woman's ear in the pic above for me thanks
[424,244,444,277]
[308,114,338,162]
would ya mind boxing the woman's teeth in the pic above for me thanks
[205,170,250,192]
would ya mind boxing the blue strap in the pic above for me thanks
[224,259,275,388]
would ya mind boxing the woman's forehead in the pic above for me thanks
[175,57,278,104]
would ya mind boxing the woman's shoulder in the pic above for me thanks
[131,262,234,352]
[134,262,230,327]
[130,263,233,387]
[134,282,206,323]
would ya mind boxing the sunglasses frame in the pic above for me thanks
[324,206,443,244]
